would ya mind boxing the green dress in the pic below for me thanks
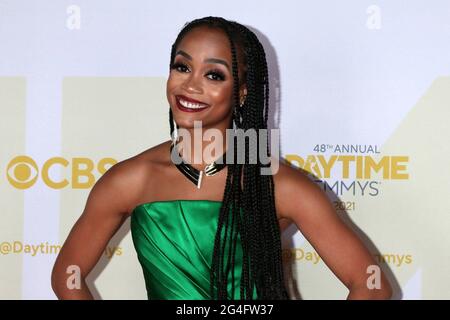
[130,199,257,300]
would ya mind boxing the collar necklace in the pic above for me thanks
[170,143,227,189]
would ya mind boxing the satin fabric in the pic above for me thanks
[130,199,257,300]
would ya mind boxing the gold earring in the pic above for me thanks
[240,96,246,107]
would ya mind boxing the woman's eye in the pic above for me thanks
[171,63,225,81]
[207,71,225,81]
[171,62,188,72]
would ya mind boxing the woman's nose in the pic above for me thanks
[181,73,203,93]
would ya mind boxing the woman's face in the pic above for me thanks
[166,26,246,131]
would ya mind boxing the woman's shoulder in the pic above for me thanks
[101,140,173,215]
[271,157,325,219]
[271,156,311,187]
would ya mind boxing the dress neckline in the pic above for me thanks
[131,199,222,214]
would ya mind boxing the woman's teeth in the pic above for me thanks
[178,98,208,109]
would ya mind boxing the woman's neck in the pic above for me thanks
[174,123,230,171]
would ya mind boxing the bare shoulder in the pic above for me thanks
[270,157,392,296]
[91,140,172,218]
[271,157,332,221]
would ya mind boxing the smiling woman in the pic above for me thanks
[51,16,392,301]
[160,18,291,299]
[166,23,246,133]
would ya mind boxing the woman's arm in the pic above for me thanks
[51,159,141,299]
[273,162,393,300]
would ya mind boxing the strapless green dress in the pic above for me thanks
[130,199,257,300]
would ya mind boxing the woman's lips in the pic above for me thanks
[175,95,210,113]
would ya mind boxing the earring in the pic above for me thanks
[239,96,246,107]
[171,119,179,145]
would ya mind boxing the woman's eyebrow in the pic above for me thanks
[176,50,230,70]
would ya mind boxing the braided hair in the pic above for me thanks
[168,16,288,300]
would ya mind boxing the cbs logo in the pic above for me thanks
[6,155,117,189]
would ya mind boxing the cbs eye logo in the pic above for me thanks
[6,155,117,189]
[7,156,39,189]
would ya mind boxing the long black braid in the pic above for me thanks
[168,16,288,300]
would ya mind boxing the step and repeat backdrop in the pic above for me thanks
[1,0,449,299]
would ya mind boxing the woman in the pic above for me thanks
[51,16,392,300]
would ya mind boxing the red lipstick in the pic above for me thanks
[175,95,210,113]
